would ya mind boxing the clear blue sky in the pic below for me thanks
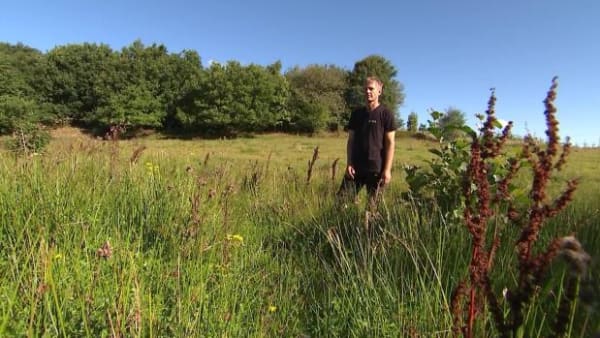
[2,0,599,145]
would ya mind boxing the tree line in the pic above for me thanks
[0,40,406,137]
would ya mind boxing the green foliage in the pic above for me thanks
[43,40,204,130]
[116,41,203,129]
[396,115,405,130]
[0,43,67,126]
[346,55,405,113]
[285,64,348,132]
[0,95,36,133]
[0,95,52,154]
[4,120,51,155]
[0,41,413,137]
[45,43,118,122]
[96,84,164,128]
[407,112,418,132]
[438,107,467,141]
[0,95,51,132]
[403,110,506,222]
[0,43,48,100]
[288,100,329,134]
[163,49,204,129]
[179,61,289,134]
[403,137,470,221]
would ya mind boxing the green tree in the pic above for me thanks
[0,95,37,133]
[285,64,348,132]
[114,41,203,130]
[176,61,230,132]
[407,111,419,132]
[396,116,405,130]
[95,84,164,128]
[43,40,203,131]
[179,61,289,135]
[164,49,204,130]
[289,100,329,134]
[0,43,47,100]
[0,95,51,153]
[439,107,467,140]
[45,43,119,123]
[345,55,405,117]
[0,42,65,126]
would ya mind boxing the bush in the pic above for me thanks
[5,121,51,155]
[403,110,513,223]
[402,111,471,222]
[289,101,329,134]
[0,95,52,155]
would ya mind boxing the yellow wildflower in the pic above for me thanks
[268,305,277,313]
[144,162,160,175]
[226,234,244,243]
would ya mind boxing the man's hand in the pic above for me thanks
[381,169,392,185]
[345,165,356,179]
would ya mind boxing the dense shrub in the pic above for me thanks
[4,120,51,155]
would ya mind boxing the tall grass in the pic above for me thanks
[0,129,598,337]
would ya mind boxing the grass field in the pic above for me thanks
[1,127,599,337]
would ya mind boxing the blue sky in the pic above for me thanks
[2,0,599,145]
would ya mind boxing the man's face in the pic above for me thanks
[364,80,382,103]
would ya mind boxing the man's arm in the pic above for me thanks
[345,130,356,179]
[381,130,395,185]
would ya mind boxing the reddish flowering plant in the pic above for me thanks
[451,78,586,338]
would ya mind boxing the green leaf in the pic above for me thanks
[430,110,442,120]
[458,125,477,139]
[428,148,443,157]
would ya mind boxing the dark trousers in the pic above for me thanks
[337,171,383,209]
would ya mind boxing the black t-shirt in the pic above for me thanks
[348,105,397,173]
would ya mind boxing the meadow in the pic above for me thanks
[1,127,599,337]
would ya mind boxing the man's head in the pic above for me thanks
[364,76,383,105]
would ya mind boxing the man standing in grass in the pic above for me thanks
[338,76,397,209]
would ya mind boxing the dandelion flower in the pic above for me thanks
[268,305,277,313]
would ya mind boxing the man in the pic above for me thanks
[338,76,397,209]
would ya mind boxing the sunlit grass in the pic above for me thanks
[0,128,598,336]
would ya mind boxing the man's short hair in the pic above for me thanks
[365,76,383,89]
